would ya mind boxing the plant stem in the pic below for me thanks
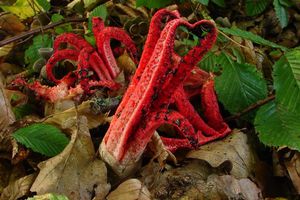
[0,18,87,47]
[225,94,275,122]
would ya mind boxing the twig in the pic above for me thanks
[225,94,275,122]
[0,17,87,47]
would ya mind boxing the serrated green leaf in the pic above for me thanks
[273,0,289,28]
[24,34,53,66]
[51,14,72,34]
[273,49,300,112]
[219,27,288,51]
[211,0,225,7]
[195,0,209,6]
[136,0,173,8]
[215,53,267,113]
[88,4,107,31]
[245,0,269,16]
[13,123,69,157]
[36,0,51,11]
[0,0,42,19]
[255,101,300,151]
[199,51,221,72]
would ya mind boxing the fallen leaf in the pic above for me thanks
[45,101,109,130]
[0,42,14,59]
[210,174,263,200]
[186,130,257,178]
[141,160,262,200]
[0,174,35,200]
[106,179,151,200]
[30,116,110,199]
[147,131,177,167]
[0,75,15,128]
[116,51,136,75]
[0,13,25,34]
[0,0,42,20]
[284,152,300,194]
[27,193,69,200]
[0,159,11,193]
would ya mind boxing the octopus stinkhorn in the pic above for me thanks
[100,9,231,176]
[12,17,138,102]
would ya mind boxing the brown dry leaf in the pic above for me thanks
[45,100,109,130]
[209,174,263,200]
[0,63,23,77]
[0,174,35,200]
[30,116,110,199]
[0,13,25,34]
[284,152,300,194]
[0,76,15,158]
[147,131,177,167]
[141,160,262,200]
[0,77,15,129]
[116,51,136,75]
[44,99,76,116]
[186,130,257,178]
[107,179,151,200]
[241,40,258,65]
[0,159,11,193]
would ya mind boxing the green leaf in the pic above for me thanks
[24,34,53,66]
[255,101,300,151]
[195,0,209,6]
[136,0,173,8]
[88,4,107,31]
[273,49,300,112]
[199,51,221,72]
[0,0,42,19]
[245,0,269,16]
[13,123,69,157]
[219,27,288,51]
[51,14,72,34]
[279,0,292,7]
[13,104,35,120]
[36,0,51,11]
[215,53,267,113]
[27,193,69,200]
[211,0,225,7]
[273,0,289,28]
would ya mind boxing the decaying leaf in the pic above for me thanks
[30,116,110,199]
[0,13,25,34]
[208,174,263,200]
[141,160,262,200]
[186,130,257,178]
[0,174,35,200]
[116,51,137,75]
[147,131,177,167]
[0,42,14,58]
[284,152,300,194]
[0,159,11,193]
[45,101,109,130]
[107,179,151,200]
[27,193,69,200]
[0,76,15,128]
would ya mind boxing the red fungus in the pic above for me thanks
[14,17,137,102]
[100,9,231,176]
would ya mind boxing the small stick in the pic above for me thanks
[0,17,87,47]
[225,94,275,122]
